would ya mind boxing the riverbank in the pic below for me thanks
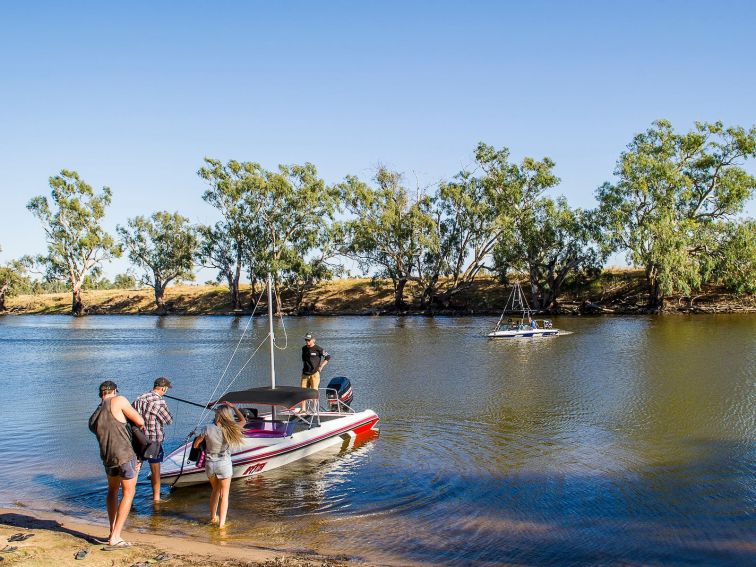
[0,507,360,567]
[3,271,754,315]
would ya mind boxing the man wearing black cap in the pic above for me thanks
[301,333,330,411]
[133,377,174,503]
[89,380,145,548]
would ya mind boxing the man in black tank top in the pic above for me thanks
[89,381,145,548]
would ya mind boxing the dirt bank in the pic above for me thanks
[3,273,754,316]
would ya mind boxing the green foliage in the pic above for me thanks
[494,197,604,309]
[197,159,262,310]
[26,170,121,315]
[243,162,340,301]
[597,120,756,306]
[113,273,138,289]
[0,254,29,310]
[339,167,437,308]
[197,158,338,311]
[423,143,561,306]
[708,220,756,294]
[118,211,198,311]
[82,274,113,290]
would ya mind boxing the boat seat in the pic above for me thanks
[242,419,291,438]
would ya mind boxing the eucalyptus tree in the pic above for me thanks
[113,273,137,289]
[243,162,340,313]
[0,246,29,311]
[117,211,198,313]
[419,143,560,307]
[597,120,756,308]
[197,159,262,310]
[26,170,121,316]
[493,197,604,310]
[705,219,756,294]
[339,167,437,309]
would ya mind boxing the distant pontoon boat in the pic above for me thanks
[488,283,562,338]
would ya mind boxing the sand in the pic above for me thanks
[0,507,358,567]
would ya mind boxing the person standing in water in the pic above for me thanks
[133,376,174,503]
[89,380,145,549]
[192,402,246,528]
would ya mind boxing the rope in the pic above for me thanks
[273,289,288,350]
[192,286,266,429]
[170,430,195,488]
[212,333,271,401]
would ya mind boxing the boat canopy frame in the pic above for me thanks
[493,283,533,332]
[217,386,318,408]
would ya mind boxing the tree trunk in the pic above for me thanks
[529,268,542,310]
[72,285,84,317]
[645,265,664,309]
[420,275,439,308]
[232,263,242,310]
[294,286,305,315]
[154,281,167,315]
[0,280,9,311]
[543,264,573,311]
[394,278,408,309]
[274,280,283,315]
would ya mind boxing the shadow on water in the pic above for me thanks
[38,436,743,567]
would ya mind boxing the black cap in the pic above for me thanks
[304,333,314,341]
[99,380,118,395]
[154,376,172,389]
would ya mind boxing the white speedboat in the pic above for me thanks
[160,275,379,487]
[160,385,379,487]
[487,283,563,338]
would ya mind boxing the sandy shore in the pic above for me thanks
[0,507,360,567]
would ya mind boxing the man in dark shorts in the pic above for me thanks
[300,333,331,412]
[133,376,174,503]
[89,380,145,548]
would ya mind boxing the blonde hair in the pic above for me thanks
[214,406,244,447]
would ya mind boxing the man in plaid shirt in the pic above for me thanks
[133,376,174,503]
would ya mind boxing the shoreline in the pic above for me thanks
[0,505,368,566]
[3,276,754,317]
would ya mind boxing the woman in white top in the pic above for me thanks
[193,402,246,527]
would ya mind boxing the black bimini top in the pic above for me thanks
[217,386,318,408]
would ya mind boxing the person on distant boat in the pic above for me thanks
[88,380,145,549]
[192,402,246,528]
[133,376,174,503]
[531,319,538,330]
[300,332,330,412]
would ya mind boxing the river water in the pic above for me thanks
[0,314,754,565]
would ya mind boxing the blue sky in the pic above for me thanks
[1,1,754,276]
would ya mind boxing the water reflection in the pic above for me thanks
[0,314,754,565]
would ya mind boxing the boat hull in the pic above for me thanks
[160,410,379,487]
[487,329,560,338]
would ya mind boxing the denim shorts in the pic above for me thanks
[147,444,164,464]
[205,456,233,480]
[105,456,138,480]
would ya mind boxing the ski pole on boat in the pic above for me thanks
[164,394,211,409]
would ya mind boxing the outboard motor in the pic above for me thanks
[325,376,353,411]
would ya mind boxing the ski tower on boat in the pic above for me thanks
[488,282,561,338]
[160,274,379,487]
